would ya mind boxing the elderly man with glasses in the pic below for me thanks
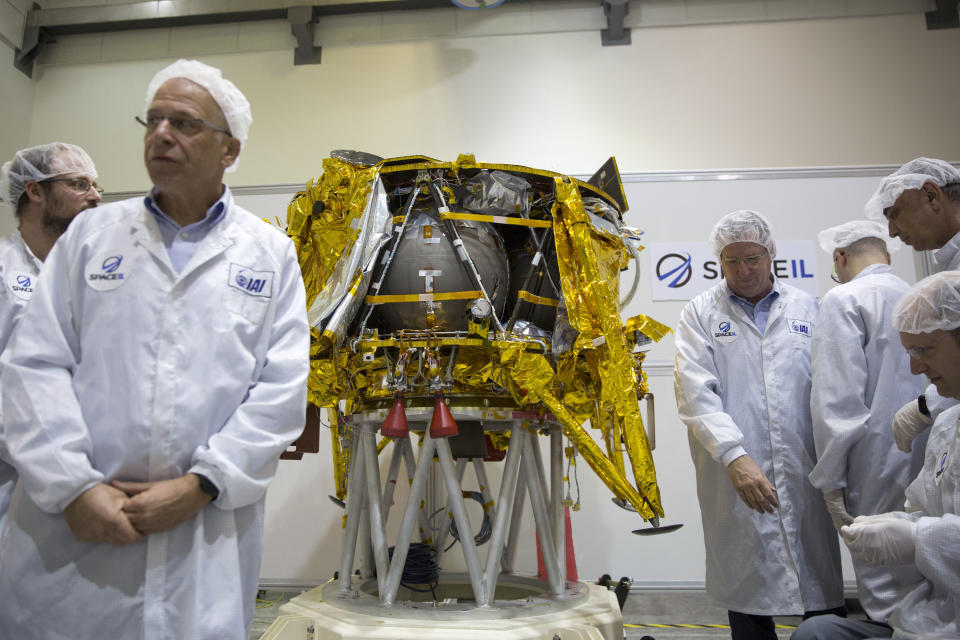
[864,159,960,465]
[674,210,844,640]
[809,220,926,624]
[0,142,101,540]
[0,60,309,640]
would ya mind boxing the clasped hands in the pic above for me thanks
[63,474,212,545]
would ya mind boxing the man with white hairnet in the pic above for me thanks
[809,220,925,624]
[864,159,960,488]
[792,270,960,640]
[0,142,100,536]
[675,210,843,639]
[0,60,309,640]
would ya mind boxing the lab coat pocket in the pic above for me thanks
[224,288,269,325]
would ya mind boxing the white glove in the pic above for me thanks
[841,513,916,566]
[892,399,933,453]
[822,489,854,529]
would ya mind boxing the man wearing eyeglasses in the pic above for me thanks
[808,220,925,625]
[0,141,101,542]
[675,210,844,639]
[0,60,309,640]
[792,270,960,640]
[863,159,960,467]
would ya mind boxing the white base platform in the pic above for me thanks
[258,574,622,640]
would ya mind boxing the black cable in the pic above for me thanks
[442,491,492,552]
[388,543,440,598]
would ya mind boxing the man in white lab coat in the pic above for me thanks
[809,220,925,622]
[0,60,309,640]
[675,210,844,640]
[792,270,960,639]
[0,142,101,535]
[864,158,960,457]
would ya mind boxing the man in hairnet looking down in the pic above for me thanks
[864,158,960,464]
[675,210,844,639]
[0,59,309,640]
[808,220,925,624]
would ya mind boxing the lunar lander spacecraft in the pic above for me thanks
[262,152,672,640]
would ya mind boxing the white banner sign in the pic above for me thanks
[649,241,817,301]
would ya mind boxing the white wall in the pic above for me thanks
[5,7,960,586]
[0,39,35,237]
[9,11,960,194]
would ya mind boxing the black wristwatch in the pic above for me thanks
[918,394,931,418]
[194,473,220,501]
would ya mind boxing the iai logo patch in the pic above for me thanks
[788,318,813,337]
[8,273,34,301]
[86,250,131,291]
[713,319,738,344]
[229,264,273,298]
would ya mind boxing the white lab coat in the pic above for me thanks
[922,242,960,421]
[0,193,309,640]
[884,404,960,639]
[808,264,927,620]
[0,230,42,533]
[674,279,843,615]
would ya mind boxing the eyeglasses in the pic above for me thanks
[721,253,767,267]
[904,333,950,359]
[830,251,845,283]
[135,114,232,138]
[42,177,103,196]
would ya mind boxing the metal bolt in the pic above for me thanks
[306,624,315,636]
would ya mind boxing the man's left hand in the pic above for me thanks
[114,474,212,534]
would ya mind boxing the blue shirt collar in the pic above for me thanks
[726,275,781,308]
[144,185,231,232]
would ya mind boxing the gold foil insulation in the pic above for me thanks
[287,155,670,522]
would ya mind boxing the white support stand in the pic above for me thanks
[260,406,622,640]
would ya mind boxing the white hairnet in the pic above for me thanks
[817,220,902,254]
[708,209,776,258]
[892,271,960,334]
[865,158,960,221]
[0,142,98,214]
[144,59,252,173]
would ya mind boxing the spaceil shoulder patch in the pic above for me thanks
[8,272,34,301]
[86,250,132,291]
[229,263,274,298]
[787,318,813,337]
[713,319,738,344]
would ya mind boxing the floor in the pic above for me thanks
[251,586,866,639]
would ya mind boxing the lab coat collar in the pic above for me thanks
[934,230,960,269]
[11,228,43,272]
[851,262,893,281]
[724,276,785,336]
[131,187,237,280]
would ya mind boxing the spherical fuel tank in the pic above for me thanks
[370,205,509,333]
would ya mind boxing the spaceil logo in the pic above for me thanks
[85,250,132,292]
[9,273,34,300]
[649,241,818,301]
[655,253,693,288]
[91,255,124,281]
[14,275,32,291]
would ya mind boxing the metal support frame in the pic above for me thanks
[600,0,631,46]
[339,414,573,607]
[287,6,322,65]
[926,0,960,29]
